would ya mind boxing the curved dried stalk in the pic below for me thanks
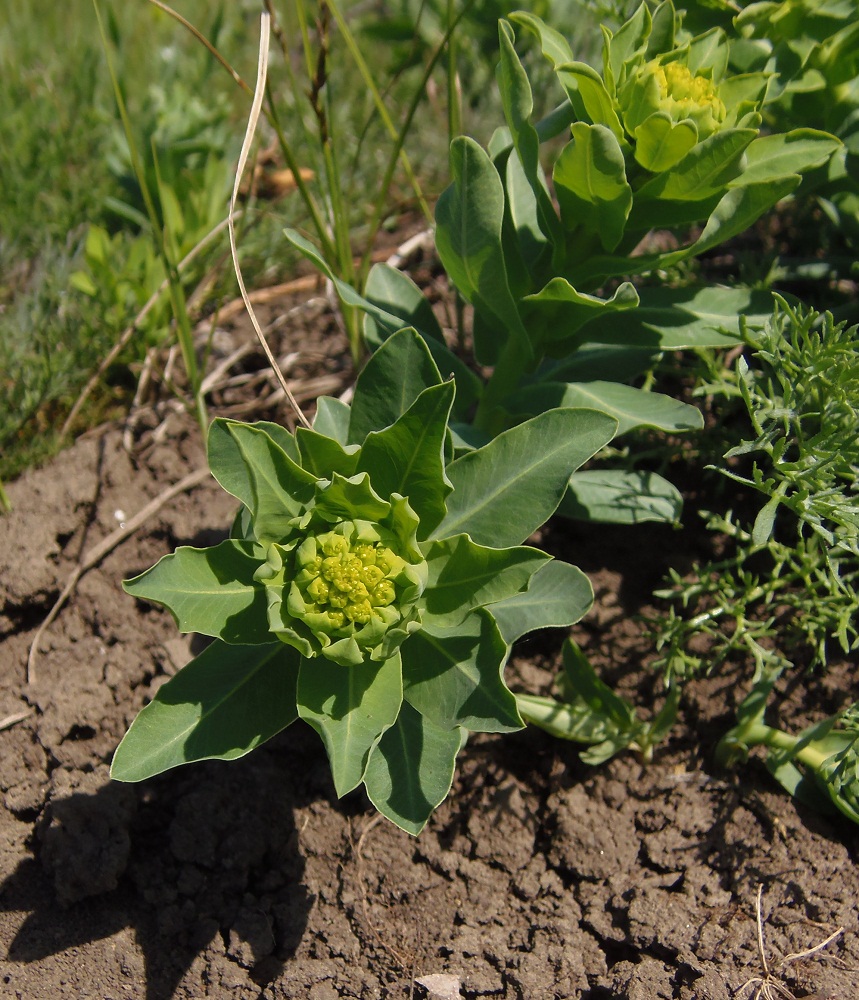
[229,14,310,430]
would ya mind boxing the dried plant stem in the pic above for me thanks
[27,467,209,686]
[147,0,251,95]
[736,884,845,1000]
[0,709,34,732]
[230,14,310,429]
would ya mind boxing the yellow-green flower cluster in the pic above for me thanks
[257,490,428,667]
[652,60,726,137]
[293,528,400,630]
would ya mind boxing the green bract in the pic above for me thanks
[257,484,427,666]
[113,329,614,834]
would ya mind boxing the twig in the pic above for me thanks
[27,467,210,686]
[229,14,310,429]
[0,709,35,732]
[735,884,844,1000]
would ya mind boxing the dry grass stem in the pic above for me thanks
[229,14,310,430]
[736,884,844,1000]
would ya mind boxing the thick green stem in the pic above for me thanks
[716,718,830,772]
[473,336,535,435]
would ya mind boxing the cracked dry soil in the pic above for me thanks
[1,308,857,999]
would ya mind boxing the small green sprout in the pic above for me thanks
[717,670,859,826]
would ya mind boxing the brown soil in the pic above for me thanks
[1,290,857,1000]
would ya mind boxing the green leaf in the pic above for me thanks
[124,540,270,643]
[435,136,531,366]
[363,701,463,835]
[553,123,632,251]
[434,408,618,547]
[504,140,551,281]
[576,285,775,350]
[227,422,317,542]
[360,271,481,420]
[357,382,455,539]
[208,418,299,510]
[363,262,445,343]
[633,112,698,172]
[508,12,574,69]
[295,427,360,478]
[560,469,683,525]
[520,279,639,355]
[727,129,841,188]
[554,62,626,143]
[575,177,801,284]
[297,651,403,796]
[284,228,405,338]
[563,639,636,730]
[403,610,522,733]
[312,397,351,443]
[506,381,703,435]
[312,472,390,523]
[497,21,565,252]
[420,534,550,627]
[348,328,442,443]
[610,0,652,74]
[488,560,593,645]
[635,128,756,203]
[111,641,299,781]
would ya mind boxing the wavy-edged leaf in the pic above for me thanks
[488,560,593,645]
[520,278,638,355]
[363,701,463,835]
[225,422,317,542]
[402,609,521,733]
[295,427,360,478]
[434,408,618,547]
[357,381,455,538]
[727,129,841,188]
[313,472,390,523]
[420,534,550,627]
[124,540,270,643]
[560,469,683,525]
[575,285,775,351]
[111,641,299,781]
[349,327,443,443]
[297,651,403,796]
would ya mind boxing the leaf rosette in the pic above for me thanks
[508,0,840,270]
[113,329,615,833]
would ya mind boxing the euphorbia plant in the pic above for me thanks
[286,1,840,526]
[112,329,616,833]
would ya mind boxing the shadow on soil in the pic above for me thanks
[1,743,316,1000]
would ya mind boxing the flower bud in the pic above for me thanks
[256,478,428,666]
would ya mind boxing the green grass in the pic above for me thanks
[0,0,603,487]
